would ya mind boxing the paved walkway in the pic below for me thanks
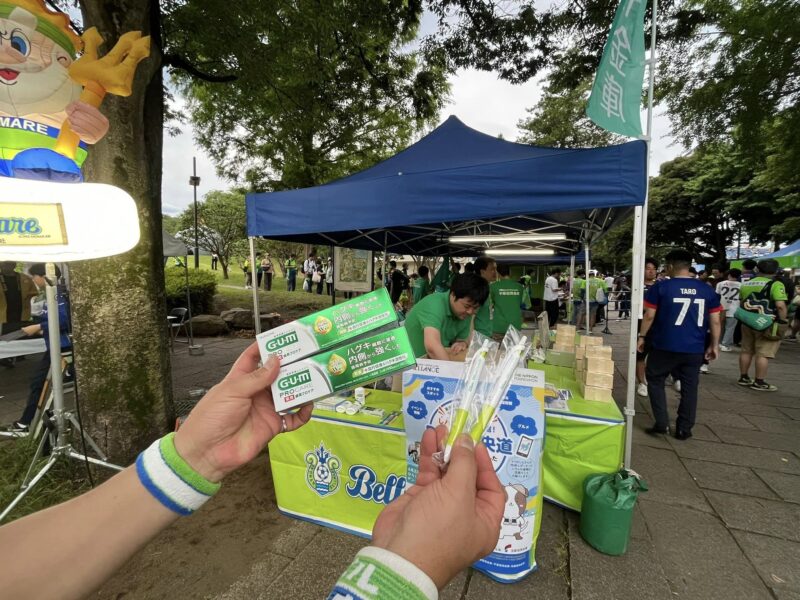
[2,323,798,599]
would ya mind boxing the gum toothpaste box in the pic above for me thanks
[257,287,397,366]
[271,327,416,412]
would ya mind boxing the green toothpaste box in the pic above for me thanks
[257,288,396,365]
[271,327,416,412]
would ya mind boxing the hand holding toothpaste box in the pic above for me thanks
[257,288,397,366]
[271,327,416,413]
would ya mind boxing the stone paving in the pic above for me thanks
[1,322,798,599]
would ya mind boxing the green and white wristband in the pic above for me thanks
[328,547,437,600]
[135,432,221,516]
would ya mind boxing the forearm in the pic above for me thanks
[776,301,788,321]
[426,343,450,361]
[639,312,655,337]
[709,315,721,346]
[0,465,178,599]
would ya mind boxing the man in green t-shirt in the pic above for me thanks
[472,257,497,338]
[737,259,789,391]
[490,264,523,338]
[571,270,586,326]
[411,265,431,305]
[403,273,489,359]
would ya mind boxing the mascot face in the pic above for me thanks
[0,6,80,118]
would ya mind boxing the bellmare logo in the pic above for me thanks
[278,369,311,391]
[346,465,406,504]
[0,217,42,235]
[266,331,298,352]
[305,443,341,497]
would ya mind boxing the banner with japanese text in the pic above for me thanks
[586,0,648,137]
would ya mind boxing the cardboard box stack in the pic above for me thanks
[552,324,576,352]
[575,337,614,402]
[545,324,577,367]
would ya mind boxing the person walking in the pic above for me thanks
[638,249,722,440]
[325,258,334,296]
[543,268,561,328]
[210,253,218,270]
[715,268,741,351]
[411,265,431,307]
[636,257,658,397]
[315,258,325,295]
[388,260,410,306]
[261,254,274,291]
[737,259,789,391]
[302,251,317,293]
[255,254,264,289]
[285,254,297,291]
[241,258,251,289]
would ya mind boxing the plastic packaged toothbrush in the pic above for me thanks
[468,326,531,443]
[440,332,498,464]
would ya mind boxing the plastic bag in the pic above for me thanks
[439,327,531,465]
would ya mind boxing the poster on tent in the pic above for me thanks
[334,247,373,292]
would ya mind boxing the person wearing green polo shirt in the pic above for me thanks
[472,257,497,338]
[403,273,489,359]
[490,264,523,338]
[737,259,789,391]
[411,265,431,306]
[571,269,586,326]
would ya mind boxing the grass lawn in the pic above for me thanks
[189,255,332,322]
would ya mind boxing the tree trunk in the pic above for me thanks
[70,0,172,465]
[221,261,229,279]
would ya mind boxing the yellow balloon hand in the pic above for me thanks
[69,27,151,98]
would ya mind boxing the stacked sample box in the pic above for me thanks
[576,344,614,402]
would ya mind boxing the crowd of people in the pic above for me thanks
[240,249,334,296]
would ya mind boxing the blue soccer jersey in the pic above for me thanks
[644,278,723,354]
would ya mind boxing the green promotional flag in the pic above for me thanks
[431,258,450,293]
[586,0,648,137]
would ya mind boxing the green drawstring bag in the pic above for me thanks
[580,469,648,556]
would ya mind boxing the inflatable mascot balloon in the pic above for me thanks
[0,0,149,181]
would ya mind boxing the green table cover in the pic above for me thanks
[268,390,407,536]
[531,362,625,511]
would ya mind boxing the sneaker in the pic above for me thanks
[719,345,732,352]
[645,425,670,436]
[737,375,753,386]
[700,364,709,374]
[674,429,693,441]
[751,381,778,392]
[637,383,648,397]
[7,421,28,432]
[674,379,681,392]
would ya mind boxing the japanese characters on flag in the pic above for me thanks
[586,0,648,137]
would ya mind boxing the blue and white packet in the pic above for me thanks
[402,359,546,583]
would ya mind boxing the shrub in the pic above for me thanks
[165,266,217,315]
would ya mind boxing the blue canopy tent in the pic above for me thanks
[244,115,648,475]
[246,116,646,257]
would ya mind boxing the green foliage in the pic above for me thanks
[164,266,217,314]
[177,190,246,278]
[166,0,448,191]
[162,214,182,235]
[518,79,623,148]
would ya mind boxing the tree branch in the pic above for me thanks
[163,54,237,83]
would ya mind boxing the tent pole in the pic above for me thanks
[330,245,336,306]
[624,0,659,469]
[184,253,194,346]
[569,254,575,325]
[381,231,388,292]
[249,237,261,335]
[584,241,591,335]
